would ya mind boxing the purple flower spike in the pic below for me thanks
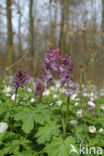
[34,79,44,96]
[12,70,30,93]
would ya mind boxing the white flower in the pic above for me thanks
[100,91,104,96]
[50,86,55,91]
[81,84,85,88]
[89,126,96,133]
[99,128,104,132]
[90,97,95,101]
[0,122,8,133]
[27,88,32,92]
[55,82,61,89]
[90,92,95,97]
[0,100,2,103]
[83,93,88,97]
[11,94,15,100]
[3,87,12,93]
[74,102,79,106]
[88,101,96,108]
[11,94,18,100]
[49,103,54,106]
[56,100,62,106]
[70,120,78,126]
[53,94,59,99]
[24,97,27,100]
[76,98,80,101]
[101,104,104,110]
[76,109,83,117]
[59,88,66,93]
[20,101,23,104]
[43,90,51,96]
[94,95,98,99]
[71,93,77,101]
[30,98,35,103]
[6,93,11,97]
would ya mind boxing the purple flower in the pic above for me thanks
[34,79,44,96]
[12,70,30,93]
[42,48,60,87]
[64,90,71,97]
[42,48,74,97]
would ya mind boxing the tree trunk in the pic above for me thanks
[59,0,70,55]
[102,0,104,44]
[29,0,34,72]
[18,0,22,58]
[6,0,13,73]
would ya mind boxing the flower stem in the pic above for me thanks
[15,88,18,104]
[63,97,70,138]
[38,87,44,104]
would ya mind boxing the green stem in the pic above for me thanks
[63,97,70,138]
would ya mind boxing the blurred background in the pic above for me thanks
[0,0,104,86]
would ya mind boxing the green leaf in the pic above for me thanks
[22,113,34,134]
[36,121,60,144]
[44,136,80,156]
[14,106,51,134]
[0,140,19,156]
[0,104,8,115]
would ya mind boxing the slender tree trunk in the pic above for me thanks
[6,0,13,73]
[59,0,70,55]
[29,0,34,72]
[59,1,65,55]
[102,0,104,44]
[18,0,22,58]
[49,0,57,48]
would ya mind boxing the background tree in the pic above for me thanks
[6,0,13,73]
[29,0,34,72]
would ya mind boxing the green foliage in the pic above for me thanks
[0,82,104,155]
[36,120,61,144]
[44,136,80,156]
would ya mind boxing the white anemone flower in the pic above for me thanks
[89,126,96,133]
[74,102,79,106]
[101,104,104,110]
[76,109,84,117]
[0,122,8,133]
[81,84,85,88]
[53,94,59,99]
[88,101,96,108]
[83,93,88,97]
[99,128,104,132]
[11,94,16,100]
[43,89,51,96]
[49,103,54,106]
[27,88,32,92]
[23,97,27,100]
[30,98,35,103]
[90,92,95,97]
[50,86,55,91]
[71,93,77,101]
[90,97,95,101]
[6,93,11,97]
[59,88,66,93]
[55,82,61,89]
[56,100,62,106]
[70,120,78,126]
[76,98,80,101]
[3,87,12,93]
